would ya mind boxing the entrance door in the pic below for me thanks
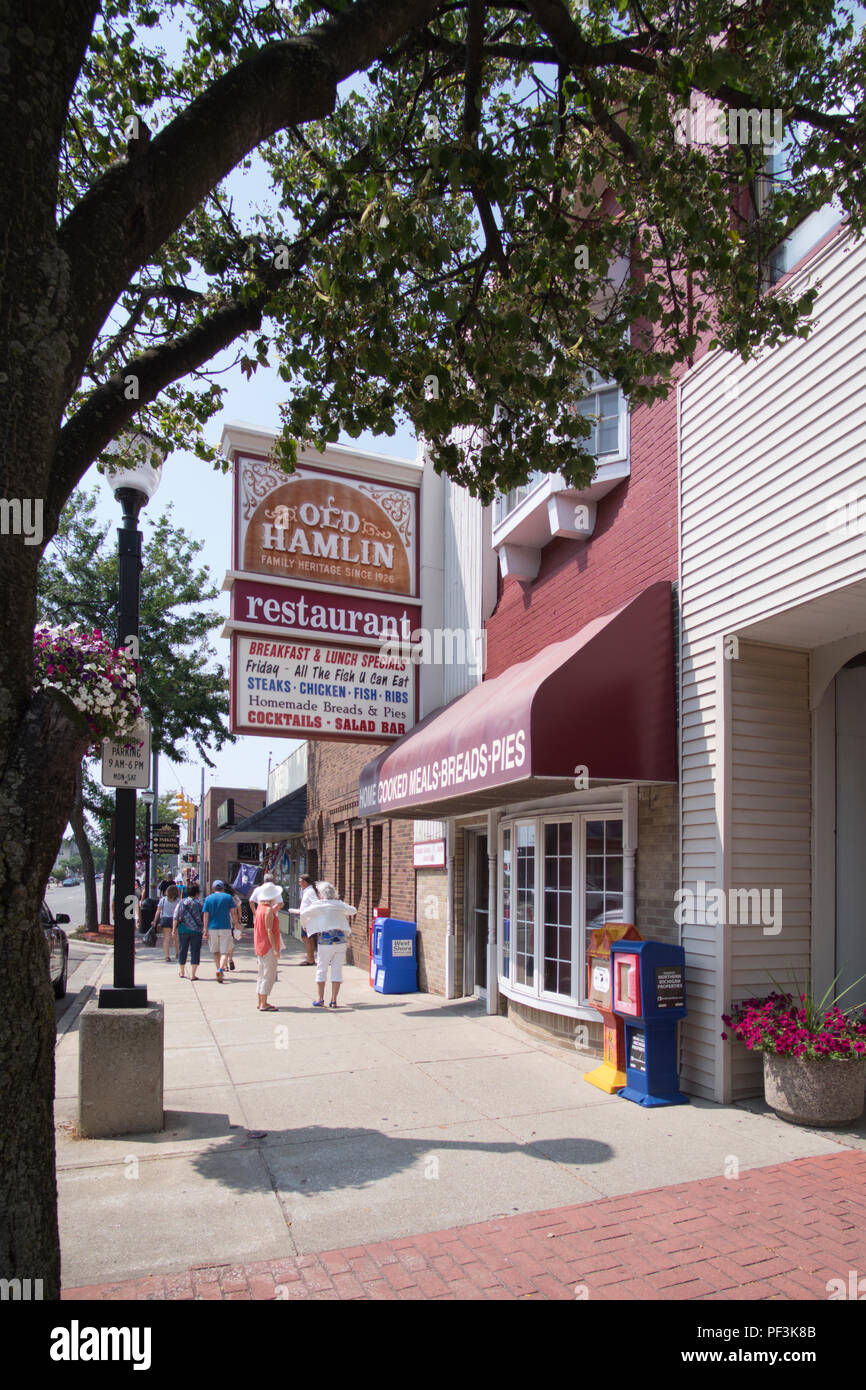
[836,657,866,1002]
[464,831,489,996]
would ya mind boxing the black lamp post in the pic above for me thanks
[141,789,155,898]
[98,439,162,1009]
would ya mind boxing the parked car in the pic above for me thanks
[42,901,69,999]
[61,876,80,887]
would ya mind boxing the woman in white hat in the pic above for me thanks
[301,881,357,1008]
[253,880,284,1011]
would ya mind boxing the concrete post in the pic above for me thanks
[79,1000,164,1138]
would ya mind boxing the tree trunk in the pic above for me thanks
[100,814,115,925]
[0,689,91,1298]
[70,767,97,932]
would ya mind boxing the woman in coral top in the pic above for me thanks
[253,880,283,1011]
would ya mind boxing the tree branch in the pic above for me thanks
[56,0,443,402]
[49,195,349,525]
[87,284,205,376]
[462,0,509,277]
[522,0,855,138]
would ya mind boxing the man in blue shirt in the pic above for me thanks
[202,880,238,983]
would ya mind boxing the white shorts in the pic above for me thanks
[210,929,233,955]
[315,941,347,983]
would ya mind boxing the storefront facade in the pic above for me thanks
[360,372,685,1056]
[199,784,266,890]
[302,445,494,992]
[678,220,866,1101]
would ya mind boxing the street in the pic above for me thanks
[46,881,112,1025]
[47,879,89,926]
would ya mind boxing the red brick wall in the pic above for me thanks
[484,388,680,676]
[202,785,266,888]
[304,741,417,970]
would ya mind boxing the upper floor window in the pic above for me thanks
[494,383,628,527]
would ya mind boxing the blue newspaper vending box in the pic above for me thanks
[610,939,689,1107]
[373,917,418,994]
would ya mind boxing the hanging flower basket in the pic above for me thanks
[33,626,142,748]
[722,987,866,1128]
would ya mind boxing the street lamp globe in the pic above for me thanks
[103,431,164,504]
[140,789,155,807]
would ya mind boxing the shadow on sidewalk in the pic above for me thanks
[186,1125,615,1195]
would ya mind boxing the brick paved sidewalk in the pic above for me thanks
[62,1150,866,1301]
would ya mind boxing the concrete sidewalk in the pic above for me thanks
[55,936,866,1294]
[61,1150,866,1300]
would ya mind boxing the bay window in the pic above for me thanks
[498,811,625,1009]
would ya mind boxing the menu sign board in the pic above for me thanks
[656,965,685,1010]
[232,633,414,743]
[235,458,418,597]
[413,840,446,868]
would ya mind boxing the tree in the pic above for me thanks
[2,0,864,1294]
[38,487,231,924]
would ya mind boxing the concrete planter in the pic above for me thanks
[763,1052,866,1127]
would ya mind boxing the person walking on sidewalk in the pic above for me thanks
[156,883,180,961]
[302,881,357,1008]
[249,872,276,908]
[288,874,319,965]
[173,884,205,980]
[202,880,238,983]
[225,889,246,973]
[254,880,284,1011]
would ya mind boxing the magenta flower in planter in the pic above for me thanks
[722,976,866,1062]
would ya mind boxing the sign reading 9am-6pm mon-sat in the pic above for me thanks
[226,442,421,744]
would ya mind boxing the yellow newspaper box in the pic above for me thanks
[584,925,641,1094]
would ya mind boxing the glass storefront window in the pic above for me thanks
[543,821,573,994]
[501,826,511,977]
[515,823,536,987]
[499,812,624,1007]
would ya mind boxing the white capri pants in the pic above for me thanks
[256,949,278,996]
[315,941,347,984]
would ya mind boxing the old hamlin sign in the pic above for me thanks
[236,458,417,596]
[224,431,422,744]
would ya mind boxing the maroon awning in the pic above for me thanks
[359,582,676,818]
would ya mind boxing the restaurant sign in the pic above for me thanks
[235,457,418,597]
[228,446,421,744]
[230,577,415,645]
[232,633,415,742]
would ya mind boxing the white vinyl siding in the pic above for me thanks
[679,225,866,1101]
[729,643,812,1098]
[443,475,485,702]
